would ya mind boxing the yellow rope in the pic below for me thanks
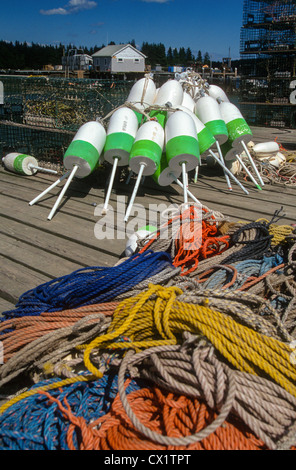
[0,374,94,415]
[80,285,296,397]
[256,218,294,246]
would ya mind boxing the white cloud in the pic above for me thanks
[40,0,97,15]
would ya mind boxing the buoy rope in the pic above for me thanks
[0,250,172,321]
[77,285,296,398]
[138,205,230,275]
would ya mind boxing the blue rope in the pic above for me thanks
[202,254,284,291]
[1,250,173,322]
[0,372,141,450]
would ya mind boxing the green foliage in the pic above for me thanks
[0,39,213,70]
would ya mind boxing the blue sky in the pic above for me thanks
[0,0,244,61]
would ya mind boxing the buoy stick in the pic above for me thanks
[125,170,133,185]
[102,157,119,215]
[181,162,188,204]
[235,154,262,190]
[172,175,202,205]
[194,165,199,183]
[124,163,146,223]
[29,170,72,206]
[47,165,79,220]
[215,141,232,191]
[241,140,265,187]
[209,150,249,195]
[28,164,58,175]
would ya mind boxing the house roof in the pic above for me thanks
[92,43,146,58]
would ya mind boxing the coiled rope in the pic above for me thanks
[1,250,174,321]
[138,205,230,276]
[76,284,296,398]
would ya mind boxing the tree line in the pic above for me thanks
[0,39,214,70]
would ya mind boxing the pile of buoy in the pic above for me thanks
[0,200,296,451]
[4,71,295,221]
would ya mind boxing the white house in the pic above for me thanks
[92,44,146,73]
[62,49,93,71]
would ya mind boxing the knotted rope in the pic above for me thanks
[1,250,173,321]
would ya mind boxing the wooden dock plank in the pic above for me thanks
[0,233,84,279]
[0,124,295,309]
[0,217,109,268]
[0,255,52,307]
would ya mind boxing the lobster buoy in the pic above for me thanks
[149,79,184,129]
[124,120,164,222]
[176,106,216,157]
[154,79,183,108]
[127,77,157,124]
[152,152,181,186]
[165,111,200,171]
[220,140,238,162]
[221,140,262,190]
[29,121,106,220]
[195,95,232,190]
[219,101,252,149]
[152,152,202,206]
[125,225,157,256]
[252,141,280,157]
[102,107,139,214]
[63,121,106,178]
[207,84,230,103]
[195,95,228,145]
[2,153,57,176]
[165,110,200,204]
[104,107,139,166]
[181,92,196,113]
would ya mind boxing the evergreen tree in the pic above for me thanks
[204,51,211,66]
[166,47,173,66]
[197,50,203,64]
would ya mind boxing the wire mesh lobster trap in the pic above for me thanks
[239,0,296,128]
[0,76,133,164]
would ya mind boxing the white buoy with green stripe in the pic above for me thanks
[102,107,139,214]
[181,91,196,113]
[126,76,157,124]
[165,110,200,204]
[148,79,183,129]
[195,95,228,145]
[2,153,58,176]
[124,120,164,222]
[220,140,261,190]
[219,101,252,149]
[207,84,230,103]
[219,101,264,187]
[171,105,216,182]
[29,121,106,220]
[154,79,183,108]
[152,152,202,206]
[195,95,232,190]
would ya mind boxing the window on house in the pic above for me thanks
[117,58,124,62]
[134,58,140,63]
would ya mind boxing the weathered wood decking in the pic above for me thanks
[1,125,295,314]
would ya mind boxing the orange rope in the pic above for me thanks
[0,302,119,361]
[41,382,268,450]
[139,205,230,276]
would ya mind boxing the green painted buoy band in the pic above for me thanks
[104,132,135,158]
[226,118,252,143]
[166,135,200,163]
[130,139,163,167]
[13,154,29,173]
[205,119,228,138]
[64,139,100,172]
[197,127,216,155]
